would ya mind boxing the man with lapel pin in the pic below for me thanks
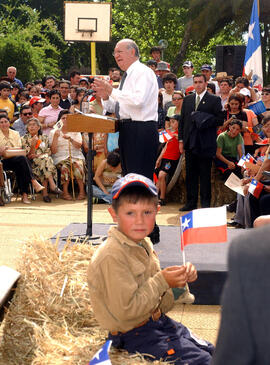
[179,74,224,211]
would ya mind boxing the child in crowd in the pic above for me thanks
[87,173,213,365]
[92,149,121,204]
[155,114,181,205]
[216,119,243,180]
[215,119,243,180]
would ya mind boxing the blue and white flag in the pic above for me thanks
[243,0,263,89]
[89,341,112,365]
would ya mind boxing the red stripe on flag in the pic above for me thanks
[182,225,227,247]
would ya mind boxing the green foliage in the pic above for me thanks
[0,4,64,82]
[111,0,189,66]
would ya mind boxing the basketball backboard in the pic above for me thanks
[64,1,111,42]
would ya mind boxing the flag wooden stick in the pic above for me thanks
[68,139,75,200]
[257,0,260,17]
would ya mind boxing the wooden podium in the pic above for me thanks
[66,113,118,237]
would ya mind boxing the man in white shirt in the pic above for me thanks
[93,39,159,181]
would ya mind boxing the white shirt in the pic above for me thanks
[103,60,158,121]
[49,129,85,165]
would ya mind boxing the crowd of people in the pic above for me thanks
[1,40,270,364]
[0,47,270,226]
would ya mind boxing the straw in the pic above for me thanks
[0,236,167,364]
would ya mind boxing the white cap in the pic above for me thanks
[239,88,251,97]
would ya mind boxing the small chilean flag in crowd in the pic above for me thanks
[180,206,227,250]
[88,341,112,365]
[238,153,256,167]
[159,129,173,143]
[248,179,264,199]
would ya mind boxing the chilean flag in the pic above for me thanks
[159,129,173,143]
[180,206,227,250]
[248,179,263,199]
[243,0,263,89]
[89,341,112,365]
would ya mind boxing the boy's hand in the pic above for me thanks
[162,265,188,288]
[185,262,197,282]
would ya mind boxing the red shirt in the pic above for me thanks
[163,132,180,160]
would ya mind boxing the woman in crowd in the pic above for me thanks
[221,93,248,132]
[0,114,44,204]
[21,117,61,203]
[38,89,63,136]
[166,90,184,118]
[49,110,85,201]
[69,87,86,114]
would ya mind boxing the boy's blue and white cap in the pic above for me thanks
[112,173,157,199]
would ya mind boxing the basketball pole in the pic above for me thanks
[91,42,96,75]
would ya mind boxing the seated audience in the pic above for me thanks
[38,89,63,136]
[93,149,121,204]
[49,110,85,201]
[21,118,61,203]
[0,114,44,204]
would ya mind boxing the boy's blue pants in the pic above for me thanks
[108,314,213,365]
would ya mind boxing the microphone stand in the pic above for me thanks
[79,91,101,241]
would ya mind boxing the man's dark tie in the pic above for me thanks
[115,71,127,120]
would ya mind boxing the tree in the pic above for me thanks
[0,5,64,82]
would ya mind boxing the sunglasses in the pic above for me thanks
[22,112,33,116]
[172,97,183,101]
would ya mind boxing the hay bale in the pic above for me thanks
[0,237,167,365]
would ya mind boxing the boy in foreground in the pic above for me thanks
[87,173,213,364]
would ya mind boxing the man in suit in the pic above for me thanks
[179,74,223,211]
[212,224,270,365]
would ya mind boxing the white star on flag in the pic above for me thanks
[248,22,255,40]
[181,217,190,230]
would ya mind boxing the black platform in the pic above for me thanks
[51,223,246,305]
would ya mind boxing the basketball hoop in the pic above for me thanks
[64,2,111,43]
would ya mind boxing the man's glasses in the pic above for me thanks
[22,112,33,116]
[172,97,183,101]
[262,92,270,95]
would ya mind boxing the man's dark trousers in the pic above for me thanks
[119,120,159,180]
[185,149,212,208]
